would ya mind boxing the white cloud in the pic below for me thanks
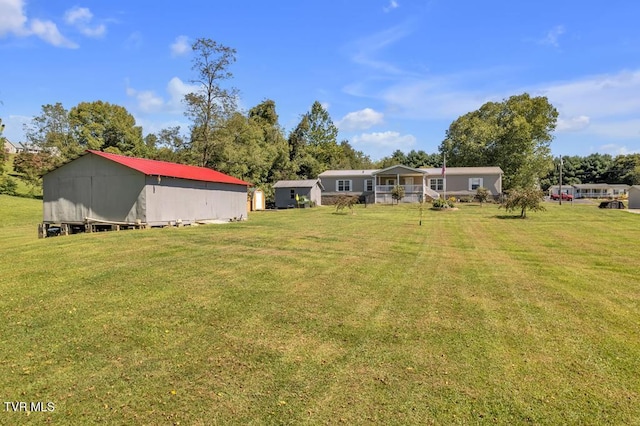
[348,23,415,75]
[124,31,143,50]
[0,3,105,46]
[64,7,106,37]
[337,108,384,131]
[167,77,199,108]
[557,115,590,132]
[540,25,565,48]
[126,88,164,113]
[126,77,199,114]
[170,35,190,57]
[596,144,639,156]
[29,19,77,48]
[0,0,28,36]
[384,0,399,13]
[352,131,416,149]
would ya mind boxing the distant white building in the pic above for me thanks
[3,139,18,154]
[17,143,42,154]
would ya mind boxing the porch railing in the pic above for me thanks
[376,185,423,193]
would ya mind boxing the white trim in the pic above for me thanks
[468,177,483,191]
[364,179,373,192]
[336,179,352,192]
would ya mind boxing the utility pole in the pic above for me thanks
[559,155,563,206]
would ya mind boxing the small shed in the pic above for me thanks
[629,186,640,209]
[43,150,251,227]
[249,188,265,211]
[273,179,324,209]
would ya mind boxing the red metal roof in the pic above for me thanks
[87,150,250,186]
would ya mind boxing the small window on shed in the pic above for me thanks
[290,189,295,199]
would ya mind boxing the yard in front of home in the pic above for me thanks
[1,195,639,424]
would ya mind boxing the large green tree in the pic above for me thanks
[605,154,640,185]
[287,101,343,178]
[69,101,146,157]
[24,103,75,161]
[440,93,558,189]
[184,38,239,168]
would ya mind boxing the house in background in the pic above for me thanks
[3,139,17,154]
[273,179,324,208]
[318,165,503,204]
[548,185,577,198]
[627,186,640,209]
[43,150,250,230]
[551,183,630,199]
[573,183,630,199]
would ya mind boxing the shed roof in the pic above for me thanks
[273,179,324,189]
[87,150,250,186]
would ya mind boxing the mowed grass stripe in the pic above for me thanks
[0,196,639,424]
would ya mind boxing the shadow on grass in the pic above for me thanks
[494,214,526,220]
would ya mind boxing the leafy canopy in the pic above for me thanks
[441,93,558,189]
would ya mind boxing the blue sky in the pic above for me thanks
[1,0,639,160]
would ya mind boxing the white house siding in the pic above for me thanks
[43,154,146,224]
[144,177,248,225]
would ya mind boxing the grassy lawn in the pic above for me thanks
[1,153,42,198]
[1,195,639,424]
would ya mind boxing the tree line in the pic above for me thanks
[2,37,639,199]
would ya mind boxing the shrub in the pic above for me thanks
[500,187,546,218]
[391,185,405,205]
[0,175,18,195]
[432,197,454,208]
[475,187,490,205]
[335,195,358,213]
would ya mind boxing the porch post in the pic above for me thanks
[373,174,377,204]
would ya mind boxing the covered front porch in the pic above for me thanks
[373,165,440,203]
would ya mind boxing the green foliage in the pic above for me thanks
[334,195,358,213]
[377,149,440,169]
[391,185,405,204]
[0,175,18,195]
[25,101,147,162]
[539,153,640,189]
[24,103,76,161]
[432,197,455,208]
[13,151,56,194]
[500,187,546,218]
[184,38,239,167]
[475,186,490,204]
[69,101,146,157]
[441,93,558,189]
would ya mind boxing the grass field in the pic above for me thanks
[1,195,639,425]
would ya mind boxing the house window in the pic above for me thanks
[336,180,352,192]
[430,178,443,191]
[290,189,295,199]
[469,178,483,191]
[365,179,373,191]
[385,179,396,186]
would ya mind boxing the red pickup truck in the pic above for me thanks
[550,193,573,201]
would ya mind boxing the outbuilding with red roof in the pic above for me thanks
[42,150,251,228]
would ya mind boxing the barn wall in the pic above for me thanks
[144,177,248,225]
[43,154,146,223]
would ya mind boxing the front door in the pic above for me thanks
[405,177,414,190]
